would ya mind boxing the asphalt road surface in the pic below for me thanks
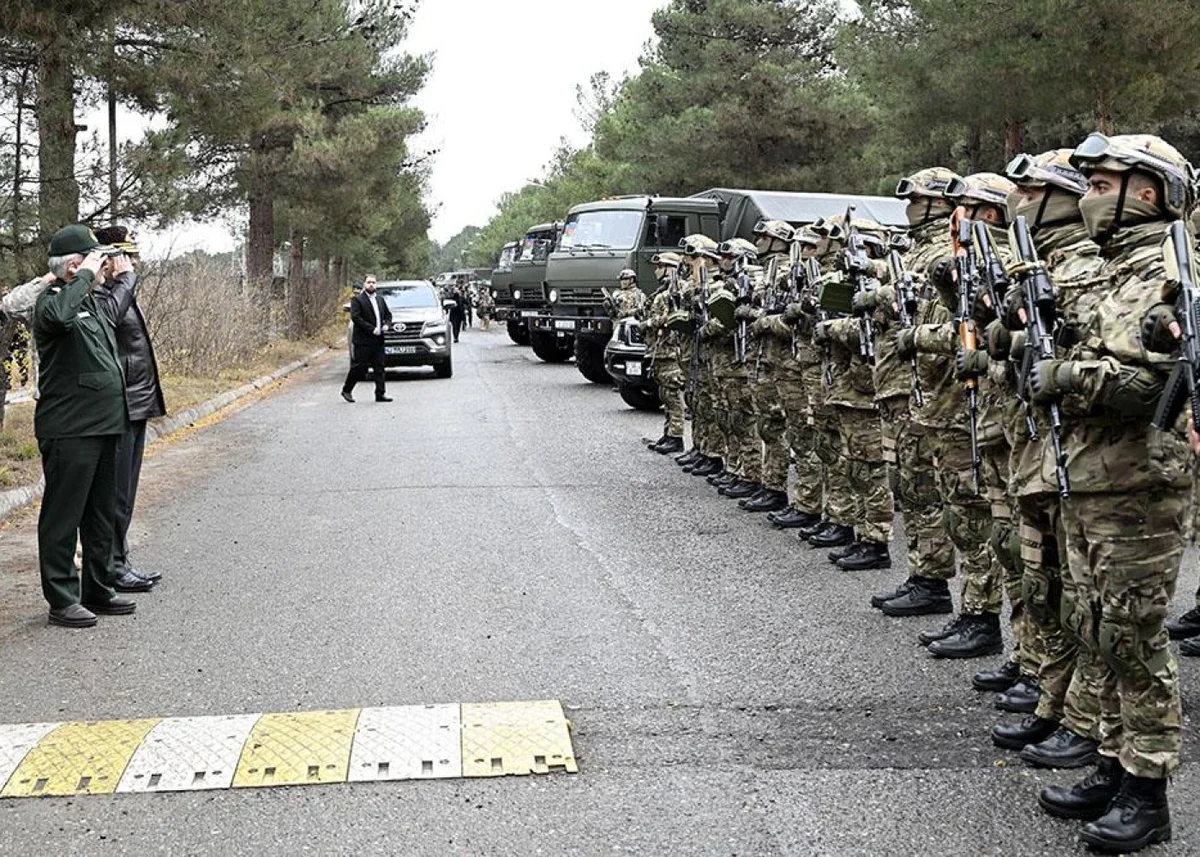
[1,326,1198,856]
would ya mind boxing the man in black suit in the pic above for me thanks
[342,275,393,403]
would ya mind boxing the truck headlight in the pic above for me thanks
[549,289,558,304]
[513,289,522,300]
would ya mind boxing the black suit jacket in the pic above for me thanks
[350,290,393,347]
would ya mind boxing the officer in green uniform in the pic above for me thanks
[35,225,132,628]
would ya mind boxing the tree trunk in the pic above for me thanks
[286,227,304,338]
[966,124,984,174]
[246,168,275,292]
[1003,117,1024,162]
[36,33,80,241]
[1095,86,1113,134]
[334,256,347,289]
[13,65,27,272]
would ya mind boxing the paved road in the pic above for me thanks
[0,327,1197,855]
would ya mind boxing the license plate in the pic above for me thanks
[386,346,417,355]
[554,320,575,330]
[520,310,538,318]
[626,361,642,377]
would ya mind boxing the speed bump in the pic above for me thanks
[0,700,575,799]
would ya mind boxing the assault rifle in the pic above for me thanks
[1010,215,1069,498]
[951,206,982,493]
[1152,219,1200,434]
[688,264,711,402]
[886,249,924,407]
[805,257,832,385]
[668,266,680,312]
[734,256,752,364]
[752,255,780,380]
[841,206,877,362]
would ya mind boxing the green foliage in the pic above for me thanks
[428,226,483,275]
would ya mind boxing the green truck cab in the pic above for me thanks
[510,222,563,356]
[532,196,721,382]
[490,241,519,330]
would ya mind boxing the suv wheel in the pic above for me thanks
[434,355,453,378]
[619,382,661,411]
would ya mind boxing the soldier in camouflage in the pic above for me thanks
[642,253,686,454]
[676,235,726,478]
[1033,132,1194,853]
[607,269,648,320]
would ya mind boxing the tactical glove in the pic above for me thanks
[894,329,917,361]
[983,319,1011,360]
[852,290,878,313]
[782,302,805,323]
[1028,359,1077,404]
[1141,303,1181,354]
[931,257,956,293]
[749,316,771,337]
[1101,365,1164,416]
[812,321,831,344]
[700,319,725,339]
[734,304,759,321]
[1001,286,1026,331]
[955,347,989,381]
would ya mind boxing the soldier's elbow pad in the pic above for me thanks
[1101,365,1164,416]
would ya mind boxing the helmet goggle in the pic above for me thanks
[1004,154,1088,195]
[753,219,794,240]
[718,240,756,259]
[810,218,845,242]
[678,237,719,258]
[895,175,952,199]
[943,177,1011,208]
[1071,132,1193,211]
[651,253,679,267]
[793,229,820,247]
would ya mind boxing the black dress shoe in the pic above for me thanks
[676,448,701,466]
[375,395,393,402]
[807,523,854,548]
[82,597,137,616]
[341,390,354,403]
[1080,774,1171,852]
[113,570,155,593]
[1180,636,1200,657]
[723,480,759,499]
[125,566,161,583]
[870,577,918,609]
[991,715,1059,751]
[1166,605,1200,640]
[879,577,952,617]
[1020,727,1100,769]
[654,436,683,454]
[1039,757,1124,821]
[928,612,1003,659]
[994,676,1040,713]
[48,604,97,628]
[972,659,1021,692]
[742,490,787,513]
[836,540,891,571]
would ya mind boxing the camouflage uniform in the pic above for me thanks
[644,276,686,440]
[743,258,791,497]
[705,289,760,484]
[610,282,647,320]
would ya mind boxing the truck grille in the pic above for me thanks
[559,287,606,308]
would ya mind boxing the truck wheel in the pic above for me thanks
[530,331,571,363]
[618,383,662,411]
[506,319,530,346]
[574,339,612,384]
[434,355,453,378]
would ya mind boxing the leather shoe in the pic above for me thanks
[994,676,1040,713]
[807,523,854,548]
[1179,636,1200,657]
[972,659,1020,692]
[340,390,354,403]
[653,436,683,454]
[870,577,918,609]
[1039,757,1123,821]
[722,480,759,499]
[708,470,734,487]
[741,489,787,513]
[768,508,820,529]
[113,570,155,593]
[919,614,967,646]
[737,488,768,507]
[691,457,723,477]
[991,715,1058,751]
[1020,727,1100,769]
[83,597,137,616]
[375,395,393,402]
[48,604,97,628]
[927,612,1002,659]
[645,434,668,448]
[879,577,952,617]
[797,519,828,540]
[828,541,861,562]
[676,448,701,466]
[1166,605,1200,640]
[126,566,161,583]
[836,540,891,571]
[1080,773,1171,852]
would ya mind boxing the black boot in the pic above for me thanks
[991,715,1058,751]
[807,523,855,548]
[742,490,787,513]
[1165,605,1200,639]
[1039,756,1124,821]
[769,508,821,529]
[709,471,736,487]
[927,612,1003,659]
[828,541,861,562]
[645,434,668,449]
[837,540,891,571]
[1080,774,1171,853]
[691,457,723,477]
[676,448,701,466]
[1180,636,1200,657]
[994,676,1040,713]
[722,480,759,499]
[879,577,952,617]
[918,614,969,647]
[798,519,829,540]
[653,436,683,455]
[870,577,918,609]
[1020,727,1100,769]
[972,659,1020,692]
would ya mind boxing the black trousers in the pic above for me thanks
[450,316,464,340]
[38,434,119,609]
[344,340,386,397]
[113,419,147,568]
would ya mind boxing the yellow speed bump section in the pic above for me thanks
[232,709,360,788]
[1,719,160,797]
[461,700,576,777]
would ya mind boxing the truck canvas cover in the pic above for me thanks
[691,188,908,240]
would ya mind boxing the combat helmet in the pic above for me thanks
[618,268,637,280]
[895,167,961,200]
[1004,149,1088,195]
[944,172,1018,225]
[753,219,795,243]
[651,251,681,268]
[1070,132,1196,219]
[679,233,720,258]
[718,237,758,259]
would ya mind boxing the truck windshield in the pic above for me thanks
[518,234,555,262]
[560,210,642,251]
[379,287,438,310]
[497,246,517,271]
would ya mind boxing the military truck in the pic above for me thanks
[532,196,722,381]
[490,241,519,328]
[510,221,566,359]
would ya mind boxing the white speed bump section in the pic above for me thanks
[348,704,461,782]
[0,723,60,792]
[117,715,262,793]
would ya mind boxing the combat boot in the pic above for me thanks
[768,508,821,529]
[722,480,759,499]
[708,471,736,487]
[807,523,854,548]
[927,612,1002,659]
[918,614,969,646]
[654,436,683,455]
[742,490,787,513]
[676,448,701,466]
[994,675,1039,713]
[1020,727,1100,769]
[797,519,828,540]
[879,577,952,617]
[1039,756,1124,821]
[991,715,1058,751]
[828,541,861,562]
[972,659,1020,692]
[691,457,723,477]
[1165,605,1200,640]
[645,434,669,449]
[870,577,918,609]
[1180,636,1200,657]
[836,540,891,571]
[1080,774,1171,853]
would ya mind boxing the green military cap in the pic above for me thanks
[48,224,99,256]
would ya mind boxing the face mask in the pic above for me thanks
[906,199,951,227]
[1016,191,1083,230]
[1079,194,1162,242]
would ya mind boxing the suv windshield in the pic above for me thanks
[378,286,438,311]
[560,210,642,251]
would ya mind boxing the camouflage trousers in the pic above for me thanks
[835,405,892,544]
[712,352,759,481]
[749,361,788,492]
[928,428,992,606]
[1019,494,1100,737]
[972,442,1022,625]
[694,353,723,459]
[778,362,823,517]
[1060,490,1185,779]
[898,418,955,581]
[651,358,686,438]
